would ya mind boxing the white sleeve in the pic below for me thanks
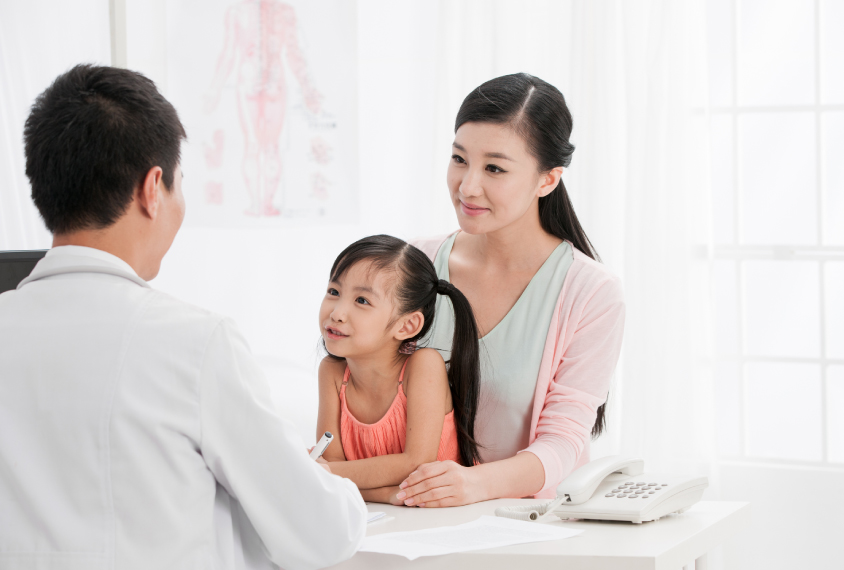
[198,318,367,570]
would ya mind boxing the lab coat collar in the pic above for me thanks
[18,245,151,289]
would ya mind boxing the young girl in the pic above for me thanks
[315,234,482,504]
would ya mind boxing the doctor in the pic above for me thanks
[0,64,366,570]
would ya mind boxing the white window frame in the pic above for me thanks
[712,0,844,468]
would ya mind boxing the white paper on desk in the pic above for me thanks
[358,515,581,560]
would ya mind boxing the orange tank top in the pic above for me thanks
[339,360,461,463]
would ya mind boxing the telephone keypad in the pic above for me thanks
[607,482,669,498]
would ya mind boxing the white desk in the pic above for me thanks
[329,499,750,570]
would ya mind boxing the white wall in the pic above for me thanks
[147,0,448,444]
[0,0,110,250]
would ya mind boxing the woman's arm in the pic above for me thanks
[327,349,450,489]
[524,274,625,496]
[316,358,347,462]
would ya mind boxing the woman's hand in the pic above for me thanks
[396,461,486,508]
[386,486,405,506]
[396,454,545,507]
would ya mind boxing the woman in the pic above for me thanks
[397,73,625,507]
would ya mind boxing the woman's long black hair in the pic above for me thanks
[325,234,482,467]
[455,73,607,438]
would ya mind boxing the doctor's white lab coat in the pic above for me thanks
[0,246,367,570]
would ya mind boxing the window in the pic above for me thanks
[708,0,844,466]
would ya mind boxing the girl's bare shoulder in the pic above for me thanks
[318,356,347,394]
[403,348,447,388]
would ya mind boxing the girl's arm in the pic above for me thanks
[360,486,403,505]
[327,348,450,489]
[316,358,347,462]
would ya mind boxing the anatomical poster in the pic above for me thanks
[166,0,358,227]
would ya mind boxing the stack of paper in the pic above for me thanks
[359,515,581,560]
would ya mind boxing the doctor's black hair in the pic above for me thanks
[24,64,186,234]
[324,234,482,467]
[455,73,607,438]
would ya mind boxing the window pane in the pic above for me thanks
[739,113,817,245]
[828,366,844,463]
[711,114,735,244]
[715,361,742,456]
[822,112,844,245]
[738,0,815,106]
[826,262,844,360]
[714,260,740,355]
[821,0,844,104]
[707,0,734,107]
[745,362,822,461]
[744,260,820,358]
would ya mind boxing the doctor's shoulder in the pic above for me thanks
[140,288,233,341]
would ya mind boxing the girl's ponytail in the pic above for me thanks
[435,279,482,467]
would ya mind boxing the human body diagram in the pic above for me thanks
[204,0,322,217]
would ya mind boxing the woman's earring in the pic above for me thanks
[398,340,417,355]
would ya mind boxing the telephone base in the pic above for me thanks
[552,482,707,525]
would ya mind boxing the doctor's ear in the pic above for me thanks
[538,166,564,198]
[394,311,424,341]
[136,166,164,220]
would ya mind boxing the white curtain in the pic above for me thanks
[434,0,716,477]
[0,0,111,251]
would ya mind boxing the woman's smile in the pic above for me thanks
[459,200,490,217]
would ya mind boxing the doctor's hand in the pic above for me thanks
[396,461,485,508]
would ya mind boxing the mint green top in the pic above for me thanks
[427,233,574,463]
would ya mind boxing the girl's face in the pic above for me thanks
[319,262,408,359]
[446,122,561,235]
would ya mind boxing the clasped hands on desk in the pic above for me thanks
[329,499,750,570]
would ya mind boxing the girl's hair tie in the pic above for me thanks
[436,279,453,295]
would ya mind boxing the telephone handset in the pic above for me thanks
[495,455,708,524]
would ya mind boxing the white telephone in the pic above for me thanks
[495,455,708,524]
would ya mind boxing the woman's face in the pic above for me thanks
[447,122,559,235]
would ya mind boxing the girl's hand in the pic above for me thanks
[396,461,485,508]
[316,457,332,474]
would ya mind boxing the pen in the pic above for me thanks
[309,431,334,460]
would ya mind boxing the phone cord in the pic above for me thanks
[493,496,567,522]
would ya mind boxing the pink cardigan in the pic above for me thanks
[414,234,626,498]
